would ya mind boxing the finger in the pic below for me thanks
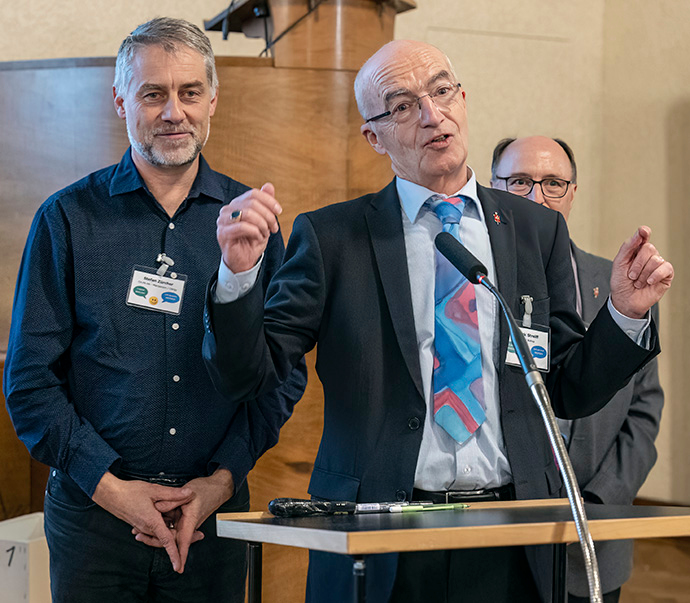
[260,182,283,215]
[627,242,659,283]
[154,499,186,514]
[226,187,281,218]
[149,517,183,573]
[614,225,651,266]
[644,258,674,287]
[150,485,194,503]
[218,197,280,234]
[175,517,197,573]
[134,531,166,548]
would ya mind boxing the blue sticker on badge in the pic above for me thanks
[161,291,180,304]
[531,345,547,359]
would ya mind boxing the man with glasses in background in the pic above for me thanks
[204,41,672,602]
[491,136,664,603]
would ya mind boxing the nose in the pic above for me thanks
[527,185,548,206]
[161,96,185,123]
[418,95,444,127]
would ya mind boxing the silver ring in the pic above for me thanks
[230,210,242,222]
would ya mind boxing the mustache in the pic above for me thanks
[153,127,195,136]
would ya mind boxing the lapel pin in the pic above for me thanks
[493,211,501,224]
[593,287,599,299]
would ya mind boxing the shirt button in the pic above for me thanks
[463,466,471,474]
[172,375,180,382]
[172,323,180,330]
[395,489,407,501]
[169,428,177,435]
[241,283,250,292]
[159,471,165,476]
[408,417,421,430]
[168,223,175,230]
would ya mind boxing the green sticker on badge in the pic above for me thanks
[133,286,147,297]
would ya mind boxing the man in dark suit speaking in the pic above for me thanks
[204,41,673,602]
[490,135,665,603]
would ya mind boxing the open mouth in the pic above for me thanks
[428,134,450,144]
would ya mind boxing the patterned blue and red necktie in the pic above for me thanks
[429,196,485,443]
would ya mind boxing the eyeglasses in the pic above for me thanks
[495,176,572,199]
[365,82,462,124]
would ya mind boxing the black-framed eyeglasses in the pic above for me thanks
[365,82,462,124]
[495,176,572,199]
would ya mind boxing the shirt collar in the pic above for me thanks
[396,167,484,224]
[109,148,225,203]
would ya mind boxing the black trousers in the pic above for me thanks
[44,469,250,603]
[389,545,541,603]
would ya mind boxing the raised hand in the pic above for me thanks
[610,226,673,319]
[217,182,282,273]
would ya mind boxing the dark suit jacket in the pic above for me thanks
[204,181,659,603]
[565,243,664,597]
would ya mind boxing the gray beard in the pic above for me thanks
[126,122,208,168]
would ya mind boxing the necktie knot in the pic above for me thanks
[428,196,467,229]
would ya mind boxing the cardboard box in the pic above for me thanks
[0,512,50,602]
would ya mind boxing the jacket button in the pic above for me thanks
[408,417,421,430]
[395,489,407,501]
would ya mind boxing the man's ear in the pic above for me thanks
[113,87,126,120]
[360,122,387,156]
[209,86,219,117]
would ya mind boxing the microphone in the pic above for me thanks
[434,231,487,284]
[433,232,604,603]
[434,232,537,374]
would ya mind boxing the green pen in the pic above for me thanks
[389,502,470,513]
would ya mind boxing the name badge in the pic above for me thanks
[505,322,551,372]
[126,266,187,315]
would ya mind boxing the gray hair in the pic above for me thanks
[114,17,218,96]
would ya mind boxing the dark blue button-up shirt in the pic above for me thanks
[4,149,307,497]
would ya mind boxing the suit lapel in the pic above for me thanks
[477,185,516,369]
[365,181,425,400]
[572,243,609,324]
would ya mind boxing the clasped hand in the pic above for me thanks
[92,469,234,574]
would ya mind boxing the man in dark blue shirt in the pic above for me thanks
[3,17,306,603]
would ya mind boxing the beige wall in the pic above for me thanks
[0,1,263,61]
[1,0,688,502]
[601,0,690,503]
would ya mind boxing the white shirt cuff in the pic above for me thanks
[214,256,263,303]
[607,296,651,348]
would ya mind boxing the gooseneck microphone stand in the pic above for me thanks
[435,232,603,603]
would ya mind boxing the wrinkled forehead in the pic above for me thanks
[365,44,455,106]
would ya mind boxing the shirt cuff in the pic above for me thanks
[607,296,651,348]
[214,256,263,303]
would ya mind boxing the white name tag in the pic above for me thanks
[126,266,187,315]
[505,322,551,372]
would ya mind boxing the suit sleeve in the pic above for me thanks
[203,213,324,402]
[204,227,309,487]
[542,213,660,420]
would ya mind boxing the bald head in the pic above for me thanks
[490,136,578,221]
[354,40,457,121]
